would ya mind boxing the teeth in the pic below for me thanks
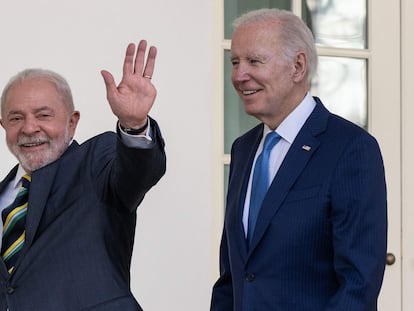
[242,90,257,95]
[22,142,43,147]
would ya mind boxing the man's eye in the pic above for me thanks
[231,59,240,66]
[249,58,261,64]
[9,116,23,122]
[37,114,52,119]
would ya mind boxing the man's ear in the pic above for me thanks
[68,110,80,139]
[292,52,308,83]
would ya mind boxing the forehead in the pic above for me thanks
[231,20,281,56]
[8,78,57,94]
[4,79,62,110]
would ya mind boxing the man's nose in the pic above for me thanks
[232,65,250,82]
[21,117,40,134]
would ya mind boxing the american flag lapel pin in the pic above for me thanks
[302,145,311,151]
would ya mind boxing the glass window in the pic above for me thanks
[311,56,367,128]
[304,0,367,49]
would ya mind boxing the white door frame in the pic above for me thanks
[401,0,414,309]
[370,0,401,310]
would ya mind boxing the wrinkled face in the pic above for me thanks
[0,79,79,173]
[230,21,301,126]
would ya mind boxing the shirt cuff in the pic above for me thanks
[118,118,153,149]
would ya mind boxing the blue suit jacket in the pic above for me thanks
[211,99,387,311]
[0,119,166,311]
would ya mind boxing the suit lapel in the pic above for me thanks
[23,164,58,249]
[227,125,263,260]
[247,99,329,257]
[0,164,56,276]
[16,142,79,275]
[8,161,59,280]
[1,143,79,277]
[0,166,19,194]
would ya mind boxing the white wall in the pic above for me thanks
[0,1,215,310]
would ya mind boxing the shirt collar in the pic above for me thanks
[12,165,29,189]
[265,92,316,143]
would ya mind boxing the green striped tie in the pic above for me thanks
[1,174,30,273]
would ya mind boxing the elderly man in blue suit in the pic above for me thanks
[0,40,165,310]
[211,9,387,311]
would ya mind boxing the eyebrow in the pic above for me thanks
[33,106,54,113]
[230,53,269,60]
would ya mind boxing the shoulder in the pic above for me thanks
[60,132,117,163]
[327,113,379,147]
[310,98,378,145]
[80,131,117,145]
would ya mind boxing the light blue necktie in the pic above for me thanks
[247,132,281,244]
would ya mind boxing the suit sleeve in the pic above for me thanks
[103,117,166,212]
[210,226,234,311]
[325,133,387,310]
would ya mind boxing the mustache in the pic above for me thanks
[17,135,50,146]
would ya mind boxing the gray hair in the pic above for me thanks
[233,8,317,82]
[1,68,74,117]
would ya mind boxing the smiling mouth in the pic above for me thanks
[20,142,46,147]
[242,90,259,96]
[17,139,49,150]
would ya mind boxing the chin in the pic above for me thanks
[243,105,262,118]
[15,149,61,172]
[19,158,50,172]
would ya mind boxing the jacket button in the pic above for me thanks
[5,286,14,294]
[245,273,255,282]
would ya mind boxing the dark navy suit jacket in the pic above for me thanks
[0,119,166,311]
[211,99,387,311]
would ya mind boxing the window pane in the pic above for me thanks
[311,56,367,128]
[304,0,367,49]
[224,0,291,39]
[224,50,260,154]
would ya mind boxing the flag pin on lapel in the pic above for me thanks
[302,145,311,151]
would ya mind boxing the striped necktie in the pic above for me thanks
[1,174,31,273]
[247,132,281,244]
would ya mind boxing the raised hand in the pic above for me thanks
[101,40,157,129]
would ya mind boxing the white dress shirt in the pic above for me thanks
[242,92,317,236]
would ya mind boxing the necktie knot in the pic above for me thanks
[263,131,280,152]
[21,174,31,190]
